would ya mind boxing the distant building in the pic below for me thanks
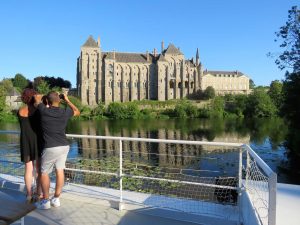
[201,70,250,95]
[77,35,250,106]
[5,88,22,110]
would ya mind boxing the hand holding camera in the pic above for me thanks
[59,93,70,103]
[59,94,65,100]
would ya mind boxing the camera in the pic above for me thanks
[59,94,65,100]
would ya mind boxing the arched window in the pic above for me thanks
[169,80,175,89]
[190,82,194,89]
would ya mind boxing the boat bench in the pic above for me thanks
[0,190,35,225]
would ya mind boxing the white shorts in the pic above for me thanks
[41,145,69,174]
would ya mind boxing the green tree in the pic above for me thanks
[36,80,50,94]
[0,79,14,113]
[273,7,300,157]
[174,104,187,118]
[0,79,14,94]
[80,106,92,120]
[203,86,215,100]
[0,85,7,113]
[246,89,277,117]
[91,103,106,119]
[126,102,140,119]
[225,94,248,117]
[274,6,300,72]
[210,96,225,118]
[249,79,255,89]
[13,73,28,91]
[107,102,127,119]
[282,72,300,126]
[268,80,283,110]
[67,96,83,110]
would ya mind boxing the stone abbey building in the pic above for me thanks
[77,36,250,106]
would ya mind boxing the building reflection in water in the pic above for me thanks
[74,122,250,176]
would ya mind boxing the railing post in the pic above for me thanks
[119,139,124,211]
[245,150,250,188]
[238,147,243,224]
[268,172,277,225]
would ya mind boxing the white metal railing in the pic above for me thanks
[0,131,276,225]
[243,144,277,225]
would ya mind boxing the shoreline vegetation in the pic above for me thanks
[0,90,281,122]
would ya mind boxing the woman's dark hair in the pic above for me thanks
[21,88,37,105]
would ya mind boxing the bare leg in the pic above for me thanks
[24,161,34,197]
[40,173,50,199]
[35,160,42,197]
[54,169,64,197]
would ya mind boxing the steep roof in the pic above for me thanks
[185,59,196,67]
[157,54,167,62]
[164,44,183,55]
[82,35,99,48]
[103,52,157,63]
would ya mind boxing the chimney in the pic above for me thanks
[153,48,157,57]
[146,51,149,61]
[97,36,101,47]
[161,40,164,53]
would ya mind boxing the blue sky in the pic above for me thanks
[0,0,298,87]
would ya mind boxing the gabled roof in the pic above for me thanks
[105,52,114,60]
[157,54,167,62]
[164,44,183,55]
[185,59,196,67]
[203,70,245,77]
[82,35,99,48]
[103,52,157,63]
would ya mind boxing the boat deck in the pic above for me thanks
[4,188,235,225]
[276,183,300,225]
[2,182,298,225]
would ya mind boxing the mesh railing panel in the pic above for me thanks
[244,151,270,225]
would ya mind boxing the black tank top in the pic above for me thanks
[18,111,42,162]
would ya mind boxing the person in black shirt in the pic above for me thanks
[34,91,80,209]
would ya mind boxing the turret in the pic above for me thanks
[153,48,157,57]
[161,40,164,53]
[196,48,199,65]
[97,36,101,47]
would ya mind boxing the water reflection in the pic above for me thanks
[0,118,292,182]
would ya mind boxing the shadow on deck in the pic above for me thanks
[3,187,237,225]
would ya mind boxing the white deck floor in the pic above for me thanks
[276,183,300,225]
[1,174,300,225]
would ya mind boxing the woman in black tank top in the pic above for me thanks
[18,88,42,202]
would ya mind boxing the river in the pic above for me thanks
[0,117,299,184]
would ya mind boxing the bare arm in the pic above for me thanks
[63,94,80,117]
[34,94,43,107]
